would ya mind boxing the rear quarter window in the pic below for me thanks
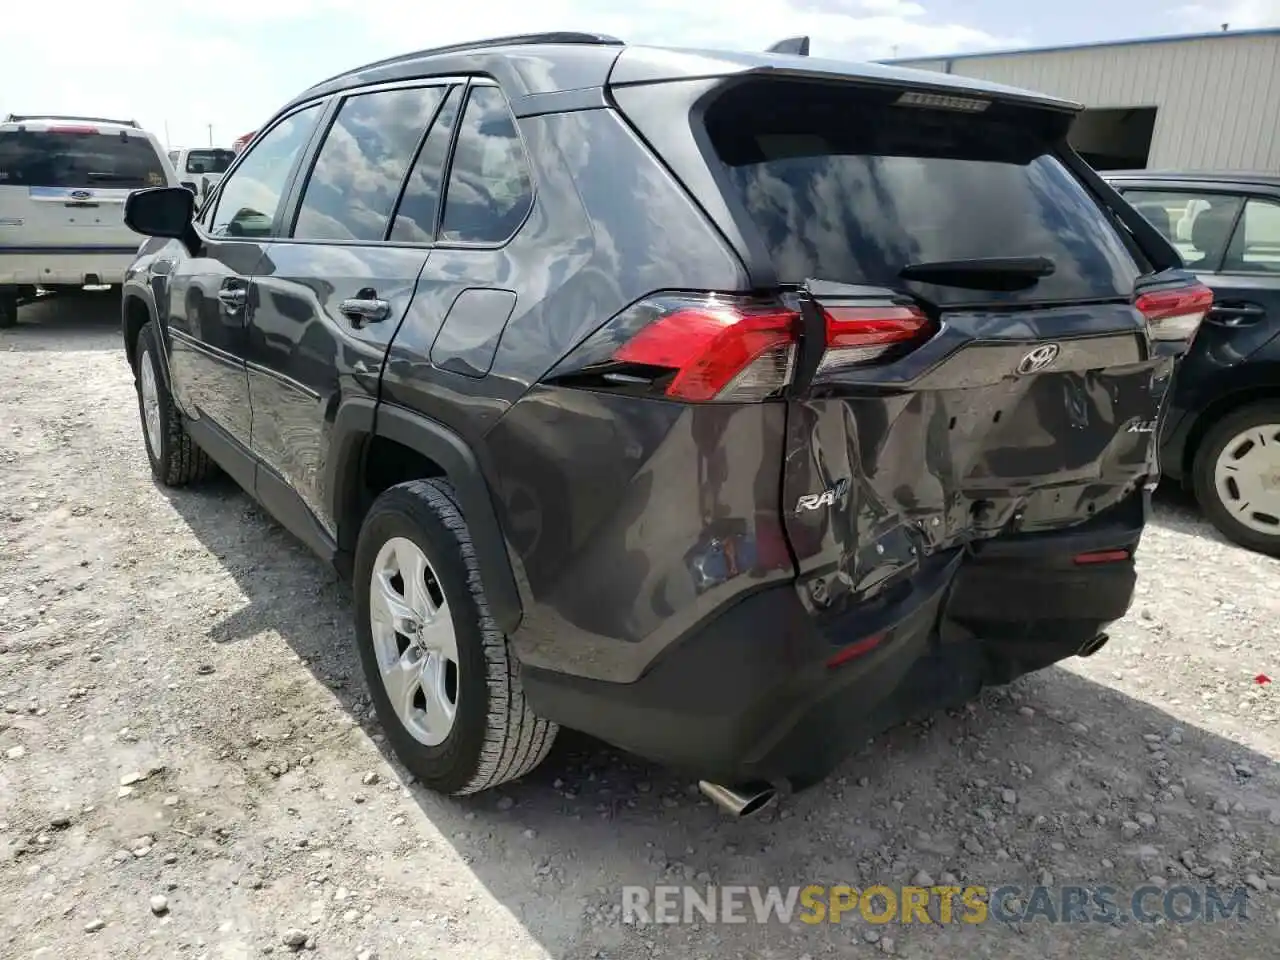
[0,129,166,189]
[703,80,1142,307]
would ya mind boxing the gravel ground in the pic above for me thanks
[1,295,1278,960]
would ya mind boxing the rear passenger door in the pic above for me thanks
[247,81,458,539]
[378,81,535,430]
[1219,196,1280,328]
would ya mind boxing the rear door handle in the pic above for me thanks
[1208,301,1266,326]
[217,287,247,310]
[340,294,391,326]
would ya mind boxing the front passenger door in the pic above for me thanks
[164,104,323,484]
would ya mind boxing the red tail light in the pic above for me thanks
[822,304,932,367]
[563,294,932,403]
[47,125,99,135]
[613,303,797,402]
[1136,282,1213,342]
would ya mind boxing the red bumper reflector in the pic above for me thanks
[826,633,886,669]
[1072,549,1131,565]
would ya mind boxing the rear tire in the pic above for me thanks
[1191,400,1280,556]
[0,294,16,329]
[134,322,214,486]
[353,479,557,795]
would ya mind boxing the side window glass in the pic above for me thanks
[293,86,446,242]
[167,150,179,166]
[209,104,322,239]
[389,87,462,243]
[1228,199,1280,274]
[438,85,533,244]
[1124,190,1242,271]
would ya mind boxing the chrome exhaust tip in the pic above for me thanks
[697,780,778,818]
[1078,632,1110,658]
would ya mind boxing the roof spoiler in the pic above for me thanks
[765,36,810,56]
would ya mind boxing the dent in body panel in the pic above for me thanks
[494,387,793,683]
[783,305,1169,620]
[248,242,428,533]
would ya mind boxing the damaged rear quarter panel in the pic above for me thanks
[783,303,1170,617]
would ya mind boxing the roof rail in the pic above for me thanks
[765,36,810,56]
[3,114,141,128]
[311,32,625,90]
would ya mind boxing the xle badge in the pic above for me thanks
[796,477,850,513]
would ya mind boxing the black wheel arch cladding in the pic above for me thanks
[328,397,524,634]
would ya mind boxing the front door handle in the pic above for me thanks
[217,287,247,310]
[340,292,391,326]
[1208,301,1266,327]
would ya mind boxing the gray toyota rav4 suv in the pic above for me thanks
[120,33,1206,812]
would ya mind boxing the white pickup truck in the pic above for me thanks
[166,146,235,202]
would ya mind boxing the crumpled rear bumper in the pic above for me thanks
[521,492,1145,786]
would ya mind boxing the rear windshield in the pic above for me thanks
[0,129,166,189]
[704,80,1141,307]
[185,148,234,175]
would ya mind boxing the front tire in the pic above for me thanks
[1192,401,1280,556]
[134,322,214,486]
[353,479,557,795]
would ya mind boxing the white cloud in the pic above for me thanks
[0,1,1009,149]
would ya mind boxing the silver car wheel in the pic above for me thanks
[369,536,459,746]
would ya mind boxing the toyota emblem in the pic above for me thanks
[1016,343,1060,375]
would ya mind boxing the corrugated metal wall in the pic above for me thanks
[898,34,1280,172]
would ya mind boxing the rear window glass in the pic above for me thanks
[185,149,235,175]
[0,130,166,189]
[704,80,1141,307]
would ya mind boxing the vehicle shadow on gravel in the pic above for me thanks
[0,292,123,352]
[161,480,1280,956]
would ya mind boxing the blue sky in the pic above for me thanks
[1,0,1276,149]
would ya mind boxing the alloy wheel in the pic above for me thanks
[368,536,460,746]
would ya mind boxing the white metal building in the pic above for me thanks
[890,28,1280,173]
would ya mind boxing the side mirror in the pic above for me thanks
[180,181,198,194]
[125,187,199,253]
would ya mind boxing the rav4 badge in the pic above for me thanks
[796,477,851,513]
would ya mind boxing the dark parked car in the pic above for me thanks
[1107,171,1280,555]
[120,33,1207,812]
